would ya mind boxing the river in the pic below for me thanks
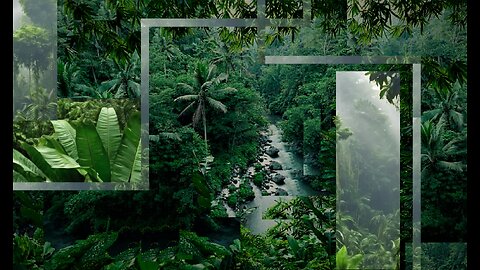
[222,117,320,234]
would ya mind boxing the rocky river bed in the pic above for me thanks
[216,122,319,232]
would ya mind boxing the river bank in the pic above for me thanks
[216,117,319,233]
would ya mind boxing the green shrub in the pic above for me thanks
[238,181,255,201]
[227,194,238,207]
[253,171,265,187]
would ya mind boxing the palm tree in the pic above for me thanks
[211,40,236,76]
[100,51,140,98]
[210,36,255,78]
[421,119,464,177]
[153,29,178,76]
[422,82,464,131]
[174,61,236,171]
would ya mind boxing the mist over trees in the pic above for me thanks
[13,0,467,269]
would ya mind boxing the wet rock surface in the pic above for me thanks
[275,188,288,196]
[269,161,282,170]
[272,173,285,185]
[266,146,279,157]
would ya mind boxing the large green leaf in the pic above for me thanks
[129,140,142,184]
[22,143,58,181]
[13,170,28,182]
[13,148,47,180]
[35,146,81,169]
[51,120,78,160]
[77,168,103,183]
[32,145,86,182]
[75,123,111,182]
[111,112,141,182]
[96,107,121,166]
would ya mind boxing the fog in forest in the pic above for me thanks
[336,71,400,269]
[13,0,25,31]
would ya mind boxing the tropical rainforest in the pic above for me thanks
[13,0,468,269]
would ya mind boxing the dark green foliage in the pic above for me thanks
[239,196,336,269]
[45,232,118,270]
[227,194,238,208]
[13,1,468,268]
[252,171,265,187]
[237,181,255,202]
[13,229,53,270]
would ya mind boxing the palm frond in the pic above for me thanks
[449,110,464,129]
[206,97,227,113]
[207,64,217,81]
[213,73,228,84]
[179,101,197,116]
[174,94,199,102]
[422,109,441,122]
[201,81,213,91]
[437,161,464,172]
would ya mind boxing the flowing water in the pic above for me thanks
[240,117,319,234]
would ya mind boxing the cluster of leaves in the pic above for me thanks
[347,0,466,45]
[236,196,336,269]
[13,229,55,270]
[406,243,467,269]
[13,103,141,183]
[227,180,255,208]
[13,1,468,269]
[53,0,469,98]
[420,57,467,241]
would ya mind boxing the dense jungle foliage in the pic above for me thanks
[13,0,467,269]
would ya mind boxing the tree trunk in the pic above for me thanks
[28,67,31,93]
[203,110,208,173]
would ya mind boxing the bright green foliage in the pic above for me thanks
[13,229,54,270]
[13,148,46,182]
[13,107,141,183]
[238,196,336,269]
[52,120,78,160]
[75,122,111,182]
[96,107,122,166]
[111,111,141,182]
[336,246,363,269]
[13,1,468,268]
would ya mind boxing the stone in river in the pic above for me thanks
[275,188,288,196]
[266,146,280,157]
[272,173,285,185]
[269,161,283,170]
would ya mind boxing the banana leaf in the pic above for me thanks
[51,120,78,160]
[75,122,111,182]
[111,112,141,182]
[129,141,142,184]
[96,107,121,166]
[13,148,47,181]
[35,146,81,169]
[22,143,85,182]
[13,169,29,182]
